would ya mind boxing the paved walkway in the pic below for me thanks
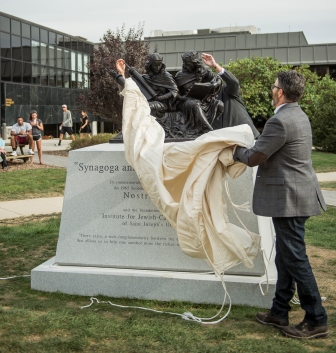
[0,197,63,219]
[4,138,71,168]
[1,141,335,220]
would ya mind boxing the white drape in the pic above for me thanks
[122,78,261,274]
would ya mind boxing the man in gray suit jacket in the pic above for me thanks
[233,70,328,339]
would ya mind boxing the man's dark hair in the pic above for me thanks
[277,70,305,102]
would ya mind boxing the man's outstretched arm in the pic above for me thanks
[201,53,240,97]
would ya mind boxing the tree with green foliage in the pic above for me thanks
[294,65,320,119]
[77,24,150,129]
[224,57,291,118]
[311,76,336,152]
[223,57,336,152]
[224,57,323,120]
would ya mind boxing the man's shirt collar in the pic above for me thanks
[274,103,287,114]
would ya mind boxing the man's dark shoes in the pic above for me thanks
[256,311,289,328]
[281,320,329,339]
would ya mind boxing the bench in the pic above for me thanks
[5,143,31,163]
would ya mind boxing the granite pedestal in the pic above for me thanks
[31,143,276,307]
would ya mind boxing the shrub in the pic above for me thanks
[69,133,117,151]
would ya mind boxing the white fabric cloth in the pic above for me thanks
[122,78,261,274]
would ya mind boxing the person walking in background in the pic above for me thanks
[29,110,44,165]
[79,110,92,138]
[0,133,8,170]
[232,70,328,339]
[10,117,34,156]
[201,53,260,139]
[56,104,75,146]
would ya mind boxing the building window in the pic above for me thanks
[22,23,30,38]
[1,32,11,58]
[64,70,70,88]
[1,58,11,81]
[78,72,84,88]
[40,29,48,43]
[77,53,83,72]
[64,36,70,49]
[71,72,76,88]
[64,49,71,70]
[0,16,10,33]
[57,34,63,47]
[32,40,40,64]
[49,31,56,45]
[22,37,31,62]
[23,62,32,83]
[41,43,48,65]
[83,54,89,73]
[49,67,56,86]
[49,45,55,66]
[12,35,21,60]
[41,65,48,85]
[31,26,39,41]
[11,19,21,36]
[32,64,40,84]
[84,74,89,89]
[71,38,77,51]
[71,51,76,71]
[12,60,22,82]
[57,69,63,87]
[57,47,63,68]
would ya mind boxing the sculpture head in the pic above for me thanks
[181,51,203,73]
[145,53,166,76]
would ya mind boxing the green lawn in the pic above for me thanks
[319,181,336,191]
[305,206,336,250]
[312,150,336,173]
[0,168,66,201]
[0,211,335,353]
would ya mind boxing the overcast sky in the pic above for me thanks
[1,0,335,45]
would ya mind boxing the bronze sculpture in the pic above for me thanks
[142,54,179,118]
[111,51,224,139]
[175,51,224,136]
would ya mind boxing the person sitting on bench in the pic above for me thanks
[0,133,8,170]
[10,117,35,156]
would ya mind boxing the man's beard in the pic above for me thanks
[272,93,279,107]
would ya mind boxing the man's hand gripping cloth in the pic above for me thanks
[122,78,261,274]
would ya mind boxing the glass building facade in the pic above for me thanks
[0,12,94,136]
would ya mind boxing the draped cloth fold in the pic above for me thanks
[122,78,261,274]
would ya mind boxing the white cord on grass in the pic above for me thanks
[0,275,31,280]
[81,293,231,325]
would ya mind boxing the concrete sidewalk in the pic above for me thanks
[0,197,63,219]
[4,138,72,153]
[316,172,336,182]
[5,138,71,168]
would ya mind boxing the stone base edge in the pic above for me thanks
[31,257,275,308]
